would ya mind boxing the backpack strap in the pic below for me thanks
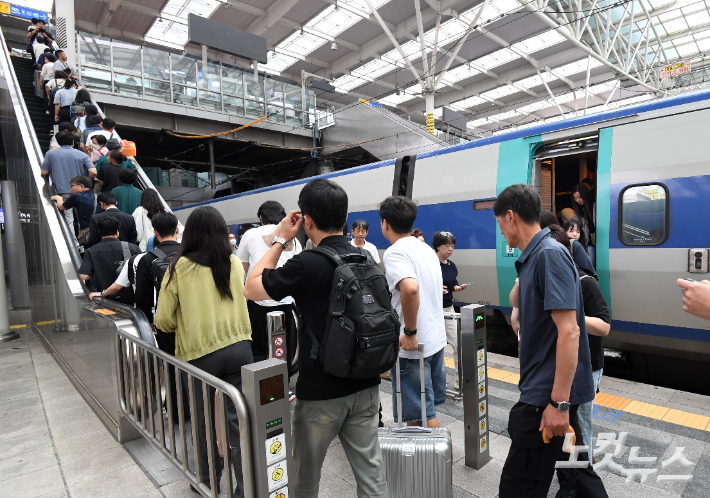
[149,248,167,260]
[121,241,130,262]
[127,254,138,284]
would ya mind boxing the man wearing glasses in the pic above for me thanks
[350,219,380,263]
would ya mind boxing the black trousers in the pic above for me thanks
[189,341,253,498]
[155,330,189,421]
[246,300,297,375]
[499,402,608,498]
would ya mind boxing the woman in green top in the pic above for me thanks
[154,206,252,497]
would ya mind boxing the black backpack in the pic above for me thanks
[149,248,177,301]
[306,246,400,379]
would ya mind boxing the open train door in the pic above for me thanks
[601,109,710,389]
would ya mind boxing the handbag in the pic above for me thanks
[77,194,97,246]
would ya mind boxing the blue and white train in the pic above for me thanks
[175,90,710,393]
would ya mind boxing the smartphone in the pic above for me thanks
[681,278,698,283]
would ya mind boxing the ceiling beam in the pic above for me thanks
[246,0,300,36]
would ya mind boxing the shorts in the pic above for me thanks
[390,347,446,423]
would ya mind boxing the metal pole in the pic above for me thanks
[1,181,29,308]
[208,140,215,190]
[0,224,17,342]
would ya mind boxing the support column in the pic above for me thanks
[54,0,77,66]
[425,93,435,134]
[0,225,18,342]
[201,44,208,89]
[208,140,215,190]
[1,182,29,309]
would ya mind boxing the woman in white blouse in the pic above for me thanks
[132,189,165,251]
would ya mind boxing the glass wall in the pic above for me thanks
[77,32,316,127]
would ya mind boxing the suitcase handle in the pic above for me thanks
[395,343,430,430]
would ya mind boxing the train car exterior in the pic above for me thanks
[175,89,710,392]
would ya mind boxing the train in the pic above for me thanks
[175,89,710,394]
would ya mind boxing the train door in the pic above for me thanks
[602,110,710,386]
[532,137,599,232]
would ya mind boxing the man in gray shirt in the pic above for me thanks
[53,50,72,75]
[41,130,97,240]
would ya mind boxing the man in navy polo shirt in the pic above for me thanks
[495,184,606,498]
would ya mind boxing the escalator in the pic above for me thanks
[0,35,167,443]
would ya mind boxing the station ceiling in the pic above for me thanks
[78,0,710,137]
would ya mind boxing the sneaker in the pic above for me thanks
[289,390,296,403]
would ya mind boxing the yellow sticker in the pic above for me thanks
[94,308,116,315]
[0,3,9,14]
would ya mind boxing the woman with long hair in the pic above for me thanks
[572,183,596,267]
[154,206,252,497]
[132,189,165,251]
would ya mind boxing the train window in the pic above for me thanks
[619,183,669,246]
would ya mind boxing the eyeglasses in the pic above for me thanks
[439,231,454,237]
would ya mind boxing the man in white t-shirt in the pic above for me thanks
[380,196,446,428]
[236,200,302,368]
[350,219,380,263]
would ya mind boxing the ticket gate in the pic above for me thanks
[241,311,293,497]
[461,303,491,470]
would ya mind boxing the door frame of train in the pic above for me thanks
[495,135,543,307]
[595,127,613,312]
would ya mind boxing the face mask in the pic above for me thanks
[229,239,237,247]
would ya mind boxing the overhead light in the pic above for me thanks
[331,42,338,50]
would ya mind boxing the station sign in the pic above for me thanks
[660,61,691,79]
[4,3,49,22]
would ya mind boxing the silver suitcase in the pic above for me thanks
[378,344,453,498]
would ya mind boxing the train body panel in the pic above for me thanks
[175,88,710,370]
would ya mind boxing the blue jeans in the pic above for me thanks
[391,347,446,423]
[577,368,603,461]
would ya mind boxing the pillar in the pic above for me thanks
[1,181,30,309]
[425,93,435,134]
[54,0,77,66]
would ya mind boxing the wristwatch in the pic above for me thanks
[271,235,288,249]
[550,399,571,413]
[403,327,417,336]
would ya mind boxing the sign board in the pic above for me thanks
[0,3,10,14]
[9,4,48,21]
[316,109,335,130]
[660,61,691,79]
[187,13,267,63]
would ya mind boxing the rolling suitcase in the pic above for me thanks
[378,344,453,498]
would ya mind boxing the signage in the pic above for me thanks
[660,61,691,79]
[501,241,520,258]
[265,432,287,466]
[267,461,288,492]
[9,4,49,22]
[315,109,335,130]
[0,3,9,14]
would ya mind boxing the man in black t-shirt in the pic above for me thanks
[97,150,124,192]
[243,179,388,498]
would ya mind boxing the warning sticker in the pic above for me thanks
[267,461,288,492]
[265,432,286,466]
[477,366,486,383]
[479,400,487,417]
[273,336,284,347]
[477,349,485,366]
[480,435,488,453]
[274,347,285,358]
[479,417,487,436]
[478,381,486,399]
[269,488,289,498]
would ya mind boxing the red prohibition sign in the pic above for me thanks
[274,347,285,358]
[273,336,284,346]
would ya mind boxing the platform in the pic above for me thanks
[2,329,709,498]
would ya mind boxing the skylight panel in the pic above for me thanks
[516,71,555,89]
[648,0,674,9]
[684,10,710,27]
[379,92,417,106]
[517,100,552,114]
[449,95,487,111]
[145,0,220,48]
[476,48,518,70]
[510,31,565,56]
[662,17,689,34]
[553,58,603,77]
[333,74,362,93]
[467,117,493,129]
[675,42,699,56]
[697,37,710,51]
[481,85,518,100]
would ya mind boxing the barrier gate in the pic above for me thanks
[461,303,491,470]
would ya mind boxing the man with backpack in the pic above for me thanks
[133,212,184,418]
[243,179,391,498]
[79,216,140,304]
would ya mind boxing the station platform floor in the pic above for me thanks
[2,323,709,498]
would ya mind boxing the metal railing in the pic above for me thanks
[76,31,317,129]
[444,312,463,401]
[115,328,255,498]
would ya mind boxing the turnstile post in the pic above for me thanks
[461,303,491,470]
[241,359,293,498]
[445,312,463,400]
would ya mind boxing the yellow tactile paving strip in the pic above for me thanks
[449,361,710,431]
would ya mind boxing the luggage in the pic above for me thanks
[378,344,453,498]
